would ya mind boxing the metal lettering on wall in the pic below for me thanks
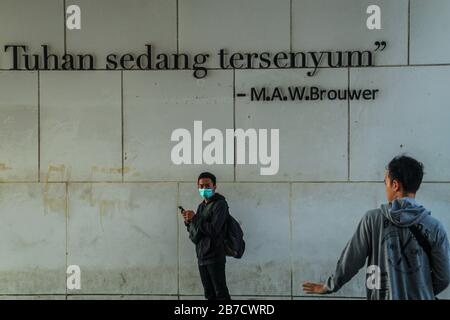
[2,41,386,79]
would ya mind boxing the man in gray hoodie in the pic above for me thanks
[303,155,450,299]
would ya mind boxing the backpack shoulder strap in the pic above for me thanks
[408,223,440,299]
[409,224,433,266]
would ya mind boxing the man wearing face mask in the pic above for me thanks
[182,172,231,300]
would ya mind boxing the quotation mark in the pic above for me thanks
[374,41,387,51]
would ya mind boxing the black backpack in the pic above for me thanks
[224,215,245,259]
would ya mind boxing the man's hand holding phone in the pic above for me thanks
[179,206,195,223]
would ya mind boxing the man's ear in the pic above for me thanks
[392,179,400,192]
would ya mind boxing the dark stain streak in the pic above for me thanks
[132,225,152,240]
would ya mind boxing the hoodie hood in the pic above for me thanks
[206,192,226,203]
[380,197,430,227]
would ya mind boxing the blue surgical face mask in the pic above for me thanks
[199,188,214,200]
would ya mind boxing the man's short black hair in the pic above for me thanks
[198,172,216,186]
[387,155,424,194]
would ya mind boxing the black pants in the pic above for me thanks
[198,262,231,300]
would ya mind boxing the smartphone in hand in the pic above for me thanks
[179,206,189,223]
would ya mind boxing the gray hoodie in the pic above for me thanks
[325,198,450,299]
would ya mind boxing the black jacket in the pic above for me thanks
[185,193,230,266]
